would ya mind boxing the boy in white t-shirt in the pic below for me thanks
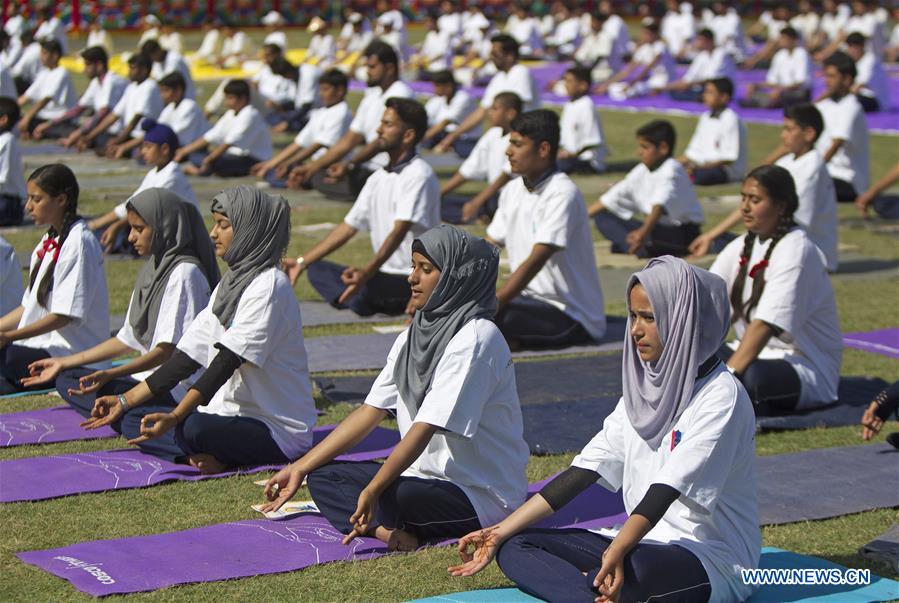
[815,51,870,202]
[740,27,811,109]
[486,109,606,350]
[679,77,747,186]
[660,29,736,102]
[0,98,26,225]
[590,120,704,257]
[421,70,479,158]
[54,46,128,148]
[844,32,889,113]
[440,92,521,224]
[408,15,454,79]
[557,65,607,174]
[250,69,352,188]
[174,79,272,178]
[285,98,440,317]
[141,39,196,100]
[597,20,676,100]
[17,40,76,139]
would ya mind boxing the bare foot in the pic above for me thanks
[187,453,227,474]
[385,528,419,552]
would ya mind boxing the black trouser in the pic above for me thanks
[832,178,858,203]
[0,344,50,391]
[718,345,801,415]
[692,166,730,186]
[495,296,593,350]
[0,193,24,226]
[209,154,260,178]
[857,94,880,113]
[306,260,410,316]
[307,460,482,542]
[311,165,375,202]
[594,212,701,257]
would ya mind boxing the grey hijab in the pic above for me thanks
[623,256,731,448]
[126,188,220,349]
[210,186,290,327]
[394,225,500,409]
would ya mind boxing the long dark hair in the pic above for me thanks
[27,164,80,308]
[730,165,798,323]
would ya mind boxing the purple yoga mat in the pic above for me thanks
[843,328,899,360]
[0,426,400,503]
[0,406,117,447]
[16,480,627,596]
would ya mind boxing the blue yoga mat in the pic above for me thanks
[410,548,899,603]
[0,388,53,400]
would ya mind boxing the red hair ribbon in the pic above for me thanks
[748,259,768,279]
[36,237,61,263]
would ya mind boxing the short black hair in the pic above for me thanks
[490,33,520,58]
[706,77,734,98]
[80,45,109,67]
[780,26,800,40]
[636,120,676,155]
[697,28,714,41]
[643,20,661,35]
[784,102,825,141]
[845,32,866,47]
[511,109,560,158]
[319,68,348,89]
[127,52,152,70]
[565,64,592,86]
[39,38,62,55]
[263,43,283,55]
[493,91,523,113]
[223,78,251,99]
[140,39,163,55]
[384,97,428,145]
[824,50,857,80]
[431,70,457,87]
[0,96,21,129]
[363,40,399,68]
[158,71,186,90]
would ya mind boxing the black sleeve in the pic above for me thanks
[145,349,202,396]
[631,483,681,527]
[189,343,245,405]
[874,381,899,421]
[539,466,601,512]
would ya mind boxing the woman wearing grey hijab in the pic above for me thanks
[262,224,529,552]
[81,186,317,474]
[24,188,218,444]
[450,256,761,603]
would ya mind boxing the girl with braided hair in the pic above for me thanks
[710,165,842,414]
[0,164,110,394]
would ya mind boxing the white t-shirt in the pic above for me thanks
[775,150,838,271]
[222,31,254,59]
[116,262,211,399]
[487,171,606,339]
[710,229,841,408]
[203,104,273,160]
[263,31,288,52]
[152,51,196,99]
[458,127,512,183]
[177,268,317,460]
[0,131,26,199]
[632,40,676,88]
[560,95,607,172]
[684,108,747,182]
[790,13,820,42]
[344,155,441,276]
[114,161,198,219]
[506,15,544,54]
[481,64,540,111]
[815,94,870,192]
[709,12,747,60]
[682,47,736,84]
[349,80,415,168]
[819,12,847,43]
[661,10,696,56]
[24,65,76,120]
[575,29,623,73]
[365,319,529,527]
[0,235,23,317]
[601,158,705,226]
[293,101,353,161]
[573,364,760,603]
[418,30,453,70]
[11,43,41,82]
[113,78,164,137]
[17,220,110,360]
[855,51,890,111]
[158,98,210,146]
[78,72,129,121]
[425,90,479,139]
[438,12,463,38]
[253,65,297,105]
[766,47,812,89]
[35,17,67,53]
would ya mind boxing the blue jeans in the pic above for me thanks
[306,260,410,316]
[307,460,481,541]
[594,212,700,258]
[497,528,711,603]
[495,296,592,350]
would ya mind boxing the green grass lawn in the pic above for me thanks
[1,26,898,602]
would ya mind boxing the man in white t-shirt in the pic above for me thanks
[440,91,521,224]
[815,51,870,202]
[679,78,747,186]
[740,27,811,109]
[289,40,413,200]
[590,120,704,258]
[174,79,272,178]
[17,40,76,139]
[141,39,196,100]
[486,109,606,350]
[285,98,440,317]
[844,32,890,113]
[53,46,128,148]
[421,70,479,158]
[436,34,539,153]
[660,29,736,102]
[558,65,607,174]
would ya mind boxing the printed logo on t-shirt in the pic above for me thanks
[670,429,682,451]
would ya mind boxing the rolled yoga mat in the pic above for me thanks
[859,524,899,574]
[16,480,628,597]
[409,547,899,603]
[0,406,117,447]
[843,328,899,360]
[0,426,400,503]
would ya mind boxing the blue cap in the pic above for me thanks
[141,118,179,150]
